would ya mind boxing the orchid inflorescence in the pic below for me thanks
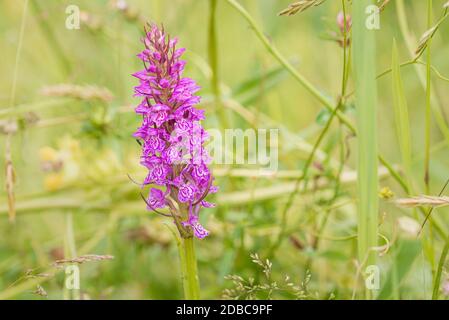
[133,24,217,239]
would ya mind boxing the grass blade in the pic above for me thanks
[352,0,379,298]
[391,40,412,187]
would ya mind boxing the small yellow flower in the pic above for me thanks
[379,187,394,199]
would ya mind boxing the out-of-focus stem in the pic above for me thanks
[423,0,437,282]
[5,0,29,223]
[208,0,228,129]
[424,0,432,193]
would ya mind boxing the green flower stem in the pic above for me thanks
[180,237,200,300]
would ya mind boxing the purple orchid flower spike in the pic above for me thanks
[133,24,216,239]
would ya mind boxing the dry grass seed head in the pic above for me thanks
[278,0,326,16]
[52,254,114,267]
[395,195,449,208]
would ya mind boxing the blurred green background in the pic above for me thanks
[1,0,449,299]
